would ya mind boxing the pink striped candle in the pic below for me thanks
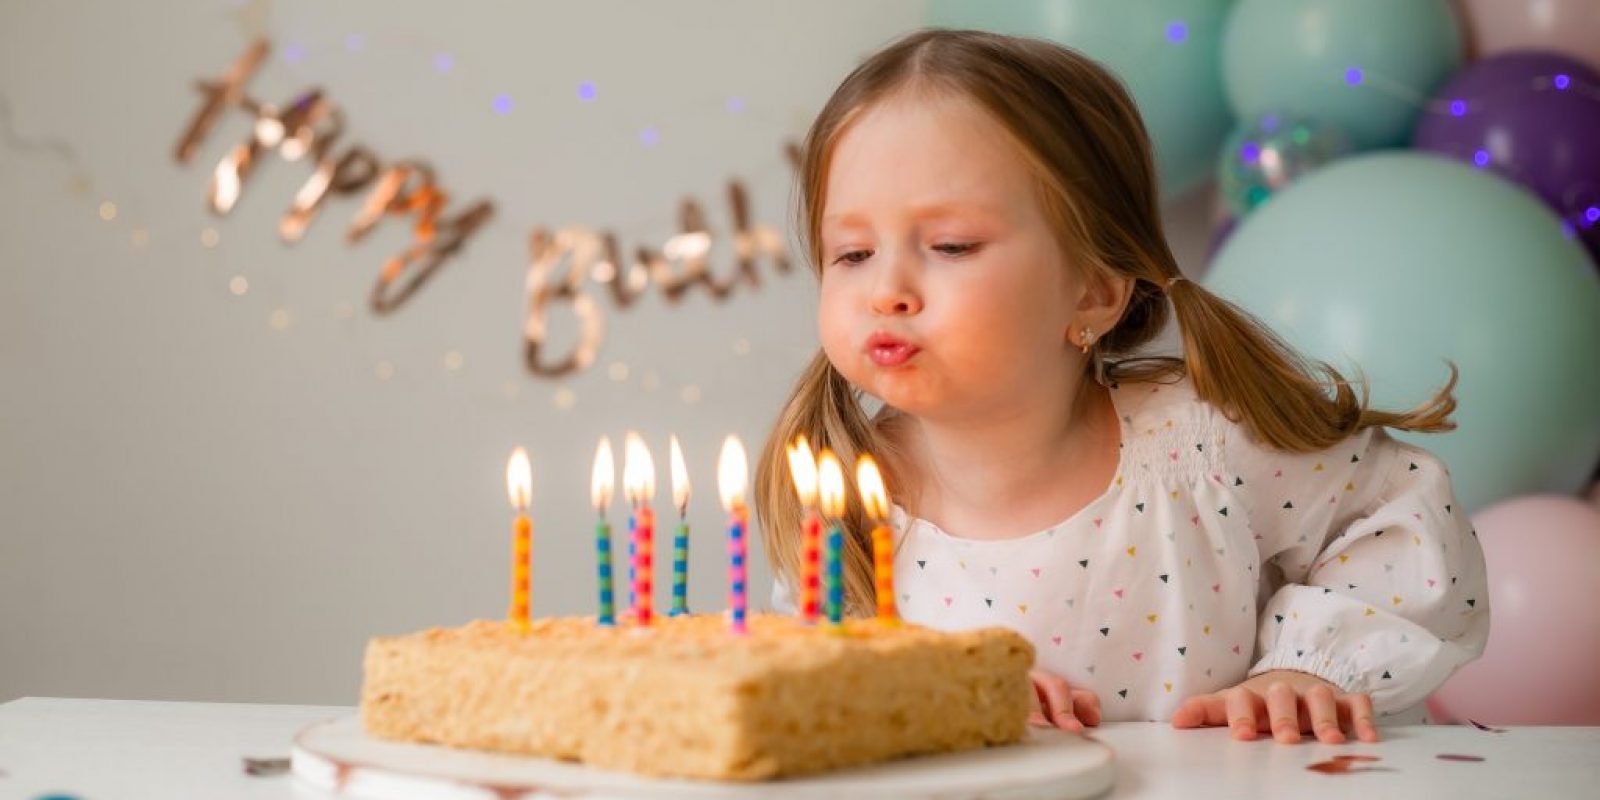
[719,436,750,634]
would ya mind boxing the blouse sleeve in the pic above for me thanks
[1226,423,1490,715]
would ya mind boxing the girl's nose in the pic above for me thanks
[870,255,923,316]
[871,286,922,316]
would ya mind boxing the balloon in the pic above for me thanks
[1428,496,1600,725]
[1452,0,1600,73]
[1205,152,1600,512]
[1223,0,1462,149]
[1204,217,1237,267]
[1217,113,1352,217]
[928,0,1235,198]
[1412,52,1600,265]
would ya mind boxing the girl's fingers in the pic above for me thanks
[1031,672,1080,731]
[1071,689,1102,727]
[1028,681,1053,727]
[1345,692,1381,743]
[1264,681,1303,744]
[1169,696,1204,728]
[1171,694,1226,729]
[1224,687,1263,741]
[1304,684,1345,744]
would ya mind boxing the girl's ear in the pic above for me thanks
[1075,267,1136,334]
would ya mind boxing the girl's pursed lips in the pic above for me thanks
[866,330,921,367]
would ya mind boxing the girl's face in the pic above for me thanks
[818,91,1088,421]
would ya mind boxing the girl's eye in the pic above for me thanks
[832,249,873,267]
[933,242,980,257]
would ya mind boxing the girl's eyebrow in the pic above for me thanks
[822,202,1004,229]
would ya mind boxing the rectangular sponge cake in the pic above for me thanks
[361,613,1034,781]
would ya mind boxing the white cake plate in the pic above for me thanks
[292,714,1115,800]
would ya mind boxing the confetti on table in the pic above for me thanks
[243,756,290,775]
[1436,753,1486,762]
[1307,754,1388,774]
[1467,719,1508,733]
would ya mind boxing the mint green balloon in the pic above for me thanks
[929,0,1235,199]
[1223,0,1462,149]
[1205,152,1600,512]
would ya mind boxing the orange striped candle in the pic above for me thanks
[505,447,533,632]
[857,455,898,625]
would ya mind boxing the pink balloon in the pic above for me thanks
[1452,0,1600,72]
[1430,495,1600,725]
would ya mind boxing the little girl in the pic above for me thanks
[755,29,1488,746]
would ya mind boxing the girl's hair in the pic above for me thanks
[755,28,1457,616]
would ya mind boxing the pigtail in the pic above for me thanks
[1164,278,1458,452]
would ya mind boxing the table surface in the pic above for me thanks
[2,697,1597,799]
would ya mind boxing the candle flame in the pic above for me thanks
[670,435,691,514]
[590,436,615,512]
[718,435,748,511]
[786,435,819,506]
[623,431,656,506]
[856,455,888,520]
[817,449,846,518]
[506,447,532,511]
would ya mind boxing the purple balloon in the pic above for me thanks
[1413,51,1600,264]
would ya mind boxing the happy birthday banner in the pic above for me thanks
[175,40,798,378]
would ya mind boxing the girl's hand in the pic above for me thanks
[1169,669,1380,744]
[1029,669,1101,732]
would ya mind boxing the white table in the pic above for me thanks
[2,697,1597,799]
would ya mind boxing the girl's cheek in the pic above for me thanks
[816,298,854,361]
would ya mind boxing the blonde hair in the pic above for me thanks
[755,29,1457,617]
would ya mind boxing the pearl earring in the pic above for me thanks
[1080,327,1096,354]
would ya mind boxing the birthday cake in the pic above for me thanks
[360,612,1034,781]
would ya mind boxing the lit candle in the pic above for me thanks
[719,435,750,634]
[591,437,617,626]
[817,449,846,628]
[623,432,657,627]
[669,435,692,617]
[787,436,822,623]
[505,447,533,632]
[857,455,898,625]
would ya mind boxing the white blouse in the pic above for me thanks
[773,376,1489,722]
